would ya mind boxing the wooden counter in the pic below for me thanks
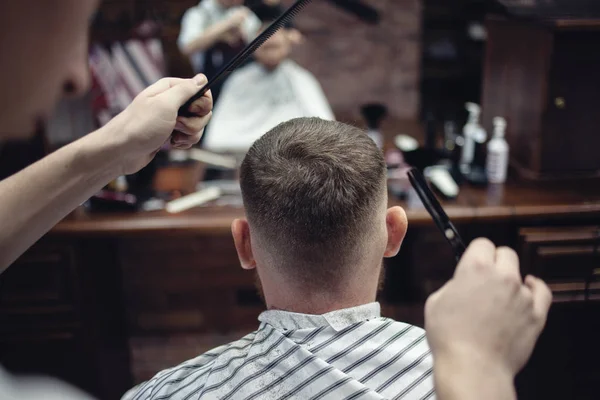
[54,179,600,235]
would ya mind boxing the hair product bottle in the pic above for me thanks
[486,117,509,184]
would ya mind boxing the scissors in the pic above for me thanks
[407,168,466,262]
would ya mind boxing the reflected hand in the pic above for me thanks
[222,27,244,46]
[226,7,250,30]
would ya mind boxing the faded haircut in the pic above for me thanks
[240,117,387,284]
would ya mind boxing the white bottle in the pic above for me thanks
[486,117,509,183]
[460,102,487,173]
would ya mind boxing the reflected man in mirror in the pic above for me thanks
[178,0,262,102]
[202,4,335,154]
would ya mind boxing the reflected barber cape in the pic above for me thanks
[203,60,335,153]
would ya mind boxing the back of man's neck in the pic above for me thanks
[267,295,376,315]
[260,261,381,315]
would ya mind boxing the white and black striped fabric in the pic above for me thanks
[122,303,435,400]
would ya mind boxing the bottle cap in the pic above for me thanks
[465,102,481,121]
[493,117,507,138]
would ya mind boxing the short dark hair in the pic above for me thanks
[240,117,386,284]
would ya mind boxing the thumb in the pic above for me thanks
[525,275,552,324]
[161,74,207,106]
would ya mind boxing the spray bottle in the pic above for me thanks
[460,102,487,174]
[486,117,509,183]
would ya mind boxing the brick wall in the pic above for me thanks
[285,0,422,120]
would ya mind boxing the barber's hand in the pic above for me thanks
[425,238,552,379]
[222,28,244,46]
[225,7,250,30]
[107,74,212,175]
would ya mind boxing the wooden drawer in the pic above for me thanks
[519,226,600,302]
[118,236,259,333]
[0,329,93,392]
[0,242,78,311]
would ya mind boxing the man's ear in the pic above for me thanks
[231,218,256,270]
[287,29,303,45]
[384,206,408,258]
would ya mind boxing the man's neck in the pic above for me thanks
[257,61,285,73]
[267,298,376,315]
[263,271,380,315]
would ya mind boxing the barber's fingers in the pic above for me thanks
[525,275,553,325]
[161,74,208,106]
[495,247,522,288]
[175,113,212,136]
[171,129,205,149]
[425,284,443,309]
[171,112,212,149]
[140,77,187,97]
[139,75,212,116]
[455,237,496,278]
[187,89,213,117]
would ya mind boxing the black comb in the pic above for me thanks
[178,0,313,117]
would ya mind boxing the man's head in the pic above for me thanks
[252,4,302,70]
[0,0,99,139]
[232,118,408,310]
[253,28,295,70]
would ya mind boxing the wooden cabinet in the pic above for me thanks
[481,17,600,180]
[519,226,600,302]
[516,225,600,399]
[118,235,261,334]
[0,238,132,400]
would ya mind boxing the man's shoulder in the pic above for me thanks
[369,318,430,355]
[121,331,259,400]
[282,60,328,93]
[383,318,426,334]
[180,0,215,26]
[180,5,201,23]
[282,60,311,78]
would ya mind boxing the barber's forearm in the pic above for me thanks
[434,354,516,400]
[0,125,123,272]
[182,20,233,55]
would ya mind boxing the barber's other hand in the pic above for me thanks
[425,238,552,379]
[226,7,250,30]
[106,74,212,175]
[222,28,244,46]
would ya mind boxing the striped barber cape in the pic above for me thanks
[122,303,435,400]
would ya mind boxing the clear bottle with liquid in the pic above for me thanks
[486,117,509,184]
[460,102,487,174]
